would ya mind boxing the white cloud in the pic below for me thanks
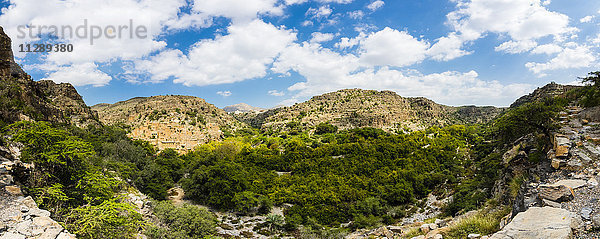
[136,20,296,86]
[310,32,335,43]
[348,10,365,19]
[526,44,596,76]
[580,15,594,23]
[268,90,285,96]
[426,33,471,61]
[542,0,551,5]
[273,42,530,106]
[429,0,576,60]
[217,91,232,97]
[593,34,600,44]
[285,0,353,4]
[191,0,283,22]
[0,0,191,86]
[367,0,385,11]
[306,5,333,18]
[448,0,574,41]
[495,40,537,54]
[335,34,364,49]
[357,27,430,67]
[41,63,112,87]
[530,44,562,55]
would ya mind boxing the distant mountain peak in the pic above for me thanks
[223,103,265,113]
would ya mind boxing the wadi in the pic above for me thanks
[2,20,600,239]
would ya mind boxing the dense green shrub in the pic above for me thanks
[146,201,216,239]
[315,123,338,134]
[64,199,146,239]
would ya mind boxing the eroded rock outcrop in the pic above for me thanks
[490,207,573,239]
[0,26,99,127]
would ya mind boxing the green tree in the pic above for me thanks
[146,201,216,239]
[65,199,146,239]
[315,123,338,135]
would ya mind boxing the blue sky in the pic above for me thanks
[1,0,599,108]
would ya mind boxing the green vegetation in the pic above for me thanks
[174,125,485,227]
[444,205,511,239]
[3,122,149,238]
[146,201,217,239]
[573,71,600,107]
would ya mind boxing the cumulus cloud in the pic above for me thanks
[273,42,531,106]
[526,44,596,76]
[429,0,576,60]
[580,15,594,23]
[367,1,385,11]
[285,0,353,4]
[426,33,471,61]
[357,28,430,67]
[530,44,562,55]
[310,32,335,43]
[306,5,333,19]
[217,91,232,97]
[41,63,112,87]
[135,20,296,86]
[495,40,537,54]
[348,10,365,19]
[190,0,283,22]
[268,90,285,96]
[0,0,293,87]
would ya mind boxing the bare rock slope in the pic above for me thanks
[241,89,503,132]
[92,95,246,153]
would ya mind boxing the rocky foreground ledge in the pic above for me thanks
[0,144,76,239]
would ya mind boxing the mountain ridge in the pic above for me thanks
[91,95,246,153]
[237,88,505,132]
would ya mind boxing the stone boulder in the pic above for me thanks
[490,207,572,239]
[538,185,573,202]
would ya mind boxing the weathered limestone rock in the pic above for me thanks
[490,207,572,239]
[541,199,561,208]
[541,179,587,189]
[581,207,593,220]
[539,185,573,202]
[420,224,430,234]
[554,135,571,158]
[0,232,25,239]
[467,234,481,239]
[388,226,403,233]
[551,158,565,169]
[20,196,36,209]
[4,186,22,196]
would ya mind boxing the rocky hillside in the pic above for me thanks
[0,27,98,128]
[510,82,581,108]
[241,89,503,132]
[92,96,246,153]
[223,103,265,113]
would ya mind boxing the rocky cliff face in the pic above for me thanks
[241,89,503,132]
[0,27,98,127]
[92,95,246,153]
